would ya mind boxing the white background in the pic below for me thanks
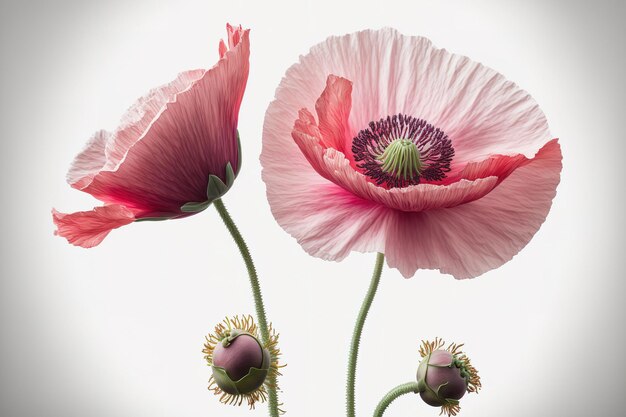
[1,0,625,416]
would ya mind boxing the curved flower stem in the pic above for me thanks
[373,382,420,417]
[346,252,385,417]
[213,198,280,417]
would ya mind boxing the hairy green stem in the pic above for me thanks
[346,252,385,417]
[373,382,420,417]
[214,198,279,417]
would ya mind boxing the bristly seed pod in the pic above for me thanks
[416,338,481,416]
[203,315,283,411]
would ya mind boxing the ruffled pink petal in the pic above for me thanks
[67,130,110,189]
[219,41,228,59]
[67,70,205,190]
[265,179,390,260]
[291,109,335,182]
[219,24,244,58]
[262,28,561,279]
[384,139,562,279]
[457,153,529,184]
[52,205,136,248]
[292,107,500,212]
[262,28,551,185]
[104,70,206,172]
[226,24,243,51]
[266,102,392,257]
[315,75,353,153]
[82,28,250,215]
[265,138,561,279]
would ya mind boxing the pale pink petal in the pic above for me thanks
[66,130,110,189]
[82,29,250,214]
[456,153,529,184]
[292,109,500,212]
[67,70,205,191]
[262,28,561,280]
[266,105,390,258]
[384,139,562,279]
[291,109,334,182]
[431,152,530,186]
[105,70,205,172]
[322,147,499,211]
[52,205,136,248]
[265,180,390,260]
[225,23,243,51]
[262,28,551,180]
[219,40,228,59]
[293,108,323,143]
[219,24,244,58]
[315,75,353,153]
[266,139,561,277]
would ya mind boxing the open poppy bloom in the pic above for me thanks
[53,24,250,248]
[261,28,562,279]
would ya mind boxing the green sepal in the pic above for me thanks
[260,347,271,371]
[212,366,240,395]
[134,216,172,222]
[206,175,227,200]
[211,365,269,395]
[234,367,269,394]
[225,161,236,187]
[180,161,236,213]
[417,378,427,393]
[221,329,246,347]
[236,130,242,174]
[416,359,428,386]
[180,201,211,213]
[206,162,235,200]
[435,381,450,397]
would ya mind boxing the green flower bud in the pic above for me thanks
[211,330,271,395]
[416,338,481,416]
[203,315,282,409]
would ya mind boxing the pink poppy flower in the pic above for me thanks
[53,24,250,248]
[261,28,562,279]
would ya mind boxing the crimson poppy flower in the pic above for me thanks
[261,28,562,279]
[53,24,249,248]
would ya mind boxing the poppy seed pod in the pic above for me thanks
[203,316,282,409]
[212,330,270,395]
[416,339,481,416]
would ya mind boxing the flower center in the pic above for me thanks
[352,114,454,188]
[378,138,423,180]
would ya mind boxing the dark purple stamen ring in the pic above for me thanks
[351,114,454,188]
